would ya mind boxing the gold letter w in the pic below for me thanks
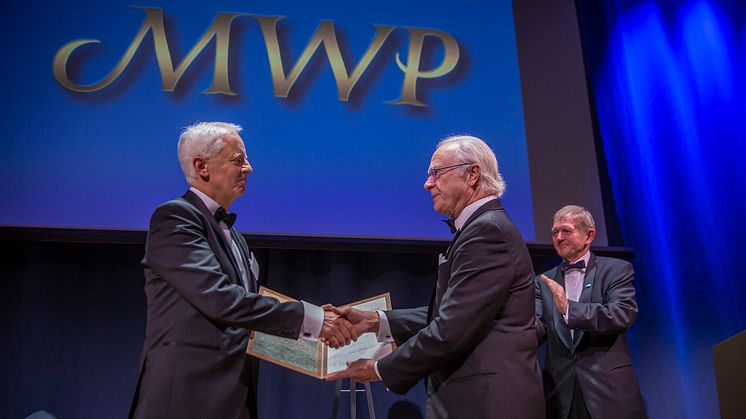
[255,17,395,101]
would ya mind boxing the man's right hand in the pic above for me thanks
[540,274,569,316]
[331,306,380,336]
[320,308,358,349]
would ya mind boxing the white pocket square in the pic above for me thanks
[249,254,260,279]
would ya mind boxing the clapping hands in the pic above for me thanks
[540,274,568,315]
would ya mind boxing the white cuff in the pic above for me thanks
[299,301,323,341]
[373,360,382,380]
[376,310,394,343]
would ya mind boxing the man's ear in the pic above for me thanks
[467,164,481,186]
[193,157,209,180]
[586,228,596,244]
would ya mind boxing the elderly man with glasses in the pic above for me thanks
[327,135,545,419]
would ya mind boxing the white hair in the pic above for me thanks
[177,122,243,184]
[437,134,506,197]
[553,205,596,233]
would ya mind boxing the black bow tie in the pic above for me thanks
[214,207,237,228]
[560,260,586,272]
[442,219,457,234]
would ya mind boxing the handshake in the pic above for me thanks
[319,305,384,383]
[319,305,380,349]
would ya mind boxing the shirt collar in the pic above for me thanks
[566,250,591,268]
[190,186,221,216]
[454,195,497,231]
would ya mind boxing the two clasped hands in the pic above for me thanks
[319,305,382,382]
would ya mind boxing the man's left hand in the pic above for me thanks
[540,274,568,316]
[325,359,380,382]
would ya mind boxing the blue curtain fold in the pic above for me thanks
[577,0,746,417]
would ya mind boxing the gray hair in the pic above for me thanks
[553,205,596,233]
[437,134,506,197]
[177,122,243,184]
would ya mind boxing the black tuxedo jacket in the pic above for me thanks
[129,190,305,419]
[535,253,646,419]
[378,199,545,419]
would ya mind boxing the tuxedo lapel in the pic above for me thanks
[572,253,597,348]
[443,230,461,259]
[429,250,452,322]
[182,190,244,287]
[431,199,504,321]
[551,268,574,351]
[433,212,466,320]
[578,253,597,304]
[231,228,257,292]
[443,198,502,258]
[426,287,437,323]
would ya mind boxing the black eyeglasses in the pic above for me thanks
[426,162,471,180]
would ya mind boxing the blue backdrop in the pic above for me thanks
[0,0,533,240]
[577,0,746,417]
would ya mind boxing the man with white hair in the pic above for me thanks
[536,205,646,419]
[129,122,356,419]
[327,135,545,419]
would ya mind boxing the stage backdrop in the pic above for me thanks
[577,0,746,417]
[0,0,534,240]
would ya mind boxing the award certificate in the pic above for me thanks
[246,287,393,379]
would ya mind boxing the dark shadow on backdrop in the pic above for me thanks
[387,400,424,419]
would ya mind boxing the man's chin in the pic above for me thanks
[433,205,450,217]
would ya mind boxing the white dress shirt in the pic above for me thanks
[563,250,591,338]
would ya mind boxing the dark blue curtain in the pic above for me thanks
[577,1,746,417]
[1,238,562,418]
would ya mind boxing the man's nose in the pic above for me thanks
[243,161,253,174]
[424,177,435,190]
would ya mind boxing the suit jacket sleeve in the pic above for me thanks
[378,219,517,393]
[534,276,547,344]
[567,260,638,335]
[145,200,304,337]
[384,307,428,345]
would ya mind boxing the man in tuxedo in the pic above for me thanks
[129,122,356,419]
[326,135,545,419]
[536,205,646,419]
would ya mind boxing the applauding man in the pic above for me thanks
[536,205,646,419]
